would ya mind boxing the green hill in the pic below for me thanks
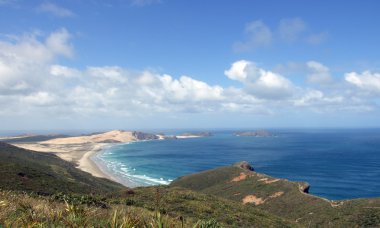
[171,161,380,227]
[0,142,296,227]
[1,142,379,227]
[0,142,124,195]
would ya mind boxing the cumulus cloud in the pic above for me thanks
[50,65,81,78]
[306,61,332,84]
[225,60,294,99]
[345,71,380,93]
[37,2,75,18]
[0,28,73,94]
[233,20,272,52]
[0,28,379,123]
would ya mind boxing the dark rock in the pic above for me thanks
[132,131,159,140]
[234,161,255,171]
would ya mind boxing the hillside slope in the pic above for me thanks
[0,143,297,227]
[171,161,380,227]
[0,142,124,195]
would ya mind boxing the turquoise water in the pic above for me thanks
[93,129,380,200]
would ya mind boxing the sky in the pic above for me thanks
[1,0,380,131]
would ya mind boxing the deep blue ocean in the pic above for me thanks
[93,129,380,200]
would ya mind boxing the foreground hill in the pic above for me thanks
[0,142,124,195]
[1,141,379,227]
[171,162,380,227]
[0,142,295,227]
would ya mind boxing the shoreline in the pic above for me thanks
[88,141,171,188]
[88,143,139,187]
[9,130,209,188]
[11,142,129,186]
[77,143,114,180]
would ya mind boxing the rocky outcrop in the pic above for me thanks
[234,161,255,171]
[132,131,159,140]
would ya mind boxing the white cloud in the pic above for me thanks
[234,20,272,52]
[159,75,224,102]
[22,91,55,106]
[306,61,332,84]
[224,60,250,81]
[0,28,73,94]
[46,28,73,58]
[50,65,80,78]
[278,18,306,42]
[345,71,380,93]
[86,66,127,83]
[37,2,74,18]
[294,89,343,107]
[0,28,379,125]
[225,60,294,99]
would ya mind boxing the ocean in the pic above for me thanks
[92,129,380,200]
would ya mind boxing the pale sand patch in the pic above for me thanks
[242,192,284,205]
[258,177,279,184]
[269,191,284,199]
[242,195,265,205]
[13,142,111,179]
[0,135,35,141]
[77,143,111,179]
[231,172,249,182]
[41,130,137,144]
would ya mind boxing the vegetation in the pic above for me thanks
[0,142,123,195]
[0,142,379,227]
[0,134,68,143]
[171,162,380,227]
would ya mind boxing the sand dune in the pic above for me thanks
[41,130,137,144]
[11,130,144,181]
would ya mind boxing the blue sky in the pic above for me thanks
[1,0,380,130]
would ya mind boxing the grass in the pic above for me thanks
[0,190,225,227]
[0,142,123,195]
[171,162,380,227]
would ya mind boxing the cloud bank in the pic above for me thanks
[0,29,378,123]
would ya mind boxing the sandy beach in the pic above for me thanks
[11,130,144,183]
[13,142,112,179]
[10,130,208,185]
